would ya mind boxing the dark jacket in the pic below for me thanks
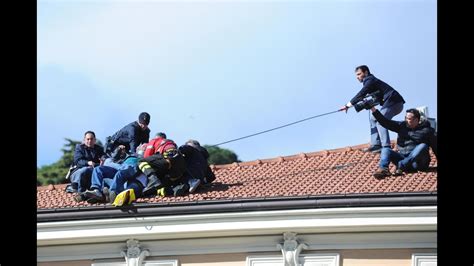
[350,74,405,108]
[73,144,105,168]
[110,121,150,155]
[179,144,216,183]
[372,110,437,157]
[179,144,208,181]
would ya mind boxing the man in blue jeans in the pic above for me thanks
[370,107,437,179]
[341,65,406,153]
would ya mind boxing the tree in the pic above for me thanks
[204,145,241,165]
[37,138,81,186]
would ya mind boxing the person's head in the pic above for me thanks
[156,132,167,139]
[405,108,421,129]
[138,112,151,130]
[83,131,97,147]
[186,139,200,148]
[355,65,370,83]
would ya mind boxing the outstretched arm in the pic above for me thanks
[371,107,402,133]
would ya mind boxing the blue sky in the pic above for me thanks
[37,0,437,167]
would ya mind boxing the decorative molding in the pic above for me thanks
[38,232,436,262]
[277,232,308,266]
[121,239,150,266]
[38,206,437,246]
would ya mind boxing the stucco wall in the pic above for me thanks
[38,248,436,266]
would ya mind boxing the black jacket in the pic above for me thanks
[179,144,209,180]
[350,74,405,108]
[110,121,150,155]
[372,110,437,157]
[73,144,105,168]
[179,144,216,183]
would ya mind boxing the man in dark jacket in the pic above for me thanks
[70,131,105,193]
[370,107,437,179]
[179,139,216,193]
[341,65,406,153]
[106,112,151,156]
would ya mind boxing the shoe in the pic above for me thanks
[112,189,136,207]
[84,189,104,201]
[108,190,117,203]
[157,187,166,197]
[363,145,382,153]
[65,184,78,193]
[73,192,86,202]
[373,167,391,179]
[103,187,110,203]
[142,175,162,196]
[393,169,404,176]
[188,178,201,193]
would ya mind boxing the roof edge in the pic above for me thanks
[211,142,376,169]
[37,192,437,223]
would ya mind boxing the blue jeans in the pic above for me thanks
[110,164,143,196]
[369,102,404,148]
[379,143,430,171]
[103,158,123,170]
[90,166,117,191]
[70,166,94,192]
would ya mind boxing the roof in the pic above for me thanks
[37,143,437,211]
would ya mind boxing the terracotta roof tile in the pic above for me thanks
[37,143,437,210]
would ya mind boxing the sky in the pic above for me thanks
[37,0,437,167]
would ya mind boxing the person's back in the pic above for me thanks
[179,139,216,192]
[179,143,208,181]
[143,136,177,158]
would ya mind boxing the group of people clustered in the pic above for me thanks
[66,113,215,206]
[65,64,438,206]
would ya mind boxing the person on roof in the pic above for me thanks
[143,132,176,158]
[104,112,151,156]
[341,65,406,153]
[179,139,216,193]
[69,131,105,193]
[139,139,187,196]
[370,107,437,179]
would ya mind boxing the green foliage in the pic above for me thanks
[37,138,81,186]
[204,145,241,165]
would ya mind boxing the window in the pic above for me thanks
[247,254,339,266]
[412,253,437,266]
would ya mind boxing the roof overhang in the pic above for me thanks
[37,192,437,223]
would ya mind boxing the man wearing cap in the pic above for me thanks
[105,112,151,156]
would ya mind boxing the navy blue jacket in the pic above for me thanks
[179,144,215,183]
[373,110,437,157]
[350,74,405,108]
[73,144,105,168]
[179,144,208,181]
[110,121,150,155]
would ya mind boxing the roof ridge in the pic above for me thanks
[212,142,371,169]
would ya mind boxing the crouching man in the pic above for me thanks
[370,107,437,179]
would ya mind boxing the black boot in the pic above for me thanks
[142,174,162,196]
